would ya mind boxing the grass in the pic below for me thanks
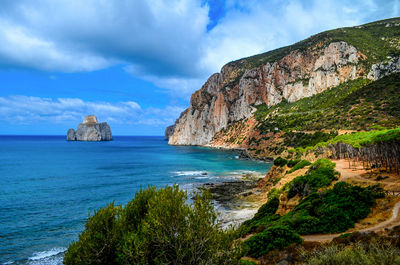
[314,127,400,148]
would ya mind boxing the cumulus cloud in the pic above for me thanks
[0,0,209,76]
[0,95,184,126]
[0,0,399,98]
[201,0,395,72]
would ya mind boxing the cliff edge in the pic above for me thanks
[167,18,400,146]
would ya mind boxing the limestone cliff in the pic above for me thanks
[167,18,400,146]
[67,115,112,141]
[168,41,363,145]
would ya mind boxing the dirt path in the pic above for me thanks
[302,160,400,243]
[302,201,400,242]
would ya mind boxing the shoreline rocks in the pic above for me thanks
[67,115,112,141]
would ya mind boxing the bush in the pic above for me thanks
[287,160,312,174]
[64,185,242,265]
[288,159,337,198]
[241,182,384,238]
[274,157,288,167]
[63,203,121,265]
[287,159,301,167]
[244,225,302,258]
[252,197,280,221]
[283,182,384,234]
[303,241,400,265]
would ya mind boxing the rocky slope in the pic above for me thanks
[167,18,400,146]
[67,115,112,141]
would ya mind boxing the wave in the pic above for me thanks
[171,171,209,177]
[27,247,66,265]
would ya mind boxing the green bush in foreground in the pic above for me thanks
[244,225,302,258]
[303,241,400,265]
[64,185,242,265]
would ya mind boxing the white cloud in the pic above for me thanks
[0,95,184,126]
[0,0,209,76]
[0,0,398,99]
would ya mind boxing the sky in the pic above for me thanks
[0,0,399,135]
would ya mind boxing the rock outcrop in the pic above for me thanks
[168,41,364,145]
[67,115,112,141]
[164,125,175,140]
[168,19,400,147]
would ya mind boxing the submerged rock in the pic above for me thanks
[67,115,112,141]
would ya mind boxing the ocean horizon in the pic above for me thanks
[0,135,271,264]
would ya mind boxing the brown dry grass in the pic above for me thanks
[351,196,400,231]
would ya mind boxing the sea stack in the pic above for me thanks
[67,115,112,141]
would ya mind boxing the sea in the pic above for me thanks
[0,135,271,265]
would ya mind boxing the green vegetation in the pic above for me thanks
[284,131,338,148]
[64,185,242,265]
[224,18,400,88]
[239,260,258,265]
[287,160,312,174]
[251,197,280,222]
[274,157,288,166]
[244,225,302,258]
[284,182,384,234]
[303,241,400,265]
[287,159,301,167]
[242,182,383,245]
[288,159,337,198]
[255,73,400,132]
[320,127,400,148]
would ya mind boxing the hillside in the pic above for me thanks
[167,17,400,146]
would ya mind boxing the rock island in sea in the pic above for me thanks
[67,115,112,141]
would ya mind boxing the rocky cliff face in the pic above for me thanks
[168,41,364,145]
[67,115,112,141]
[164,125,175,140]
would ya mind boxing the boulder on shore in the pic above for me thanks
[67,115,112,141]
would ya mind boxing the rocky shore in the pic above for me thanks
[203,173,268,227]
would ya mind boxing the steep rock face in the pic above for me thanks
[67,129,76,141]
[67,115,112,141]
[367,56,400,80]
[169,41,364,145]
[164,125,175,140]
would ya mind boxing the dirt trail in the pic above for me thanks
[302,160,400,243]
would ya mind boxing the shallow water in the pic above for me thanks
[0,136,271,264]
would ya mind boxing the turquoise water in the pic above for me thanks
[0,136,271,264]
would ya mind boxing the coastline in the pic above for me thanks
[203,172,269,227]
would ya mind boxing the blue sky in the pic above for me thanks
[0,0,399,135]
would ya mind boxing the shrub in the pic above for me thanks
[274,157,288,167]
[244,225,302,258]
[287,160,312,174]
[288,159,337,198]
[252,197,280,221]
[241,182,384,237]
[64,185,242,265]
[283,182,384,234]
[303,241,400,265]
[239,260,258,265]
[287,159,301,167]
[63,203,121,265]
